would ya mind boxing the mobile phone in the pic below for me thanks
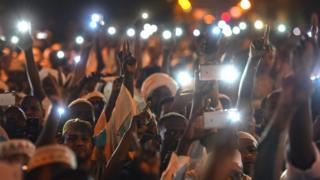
[199,64,235,81]
[0,92,16,106]
[203,109,240,129]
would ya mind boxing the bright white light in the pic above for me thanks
[107,26,117,35]
[232,26,241,35]
[151,24,158,33]
[220,65,239,83]
[57,51,65,59]
[141,12,149,19]
[307,31,312,37]
[36,32,48,39]
[228,109,240,123]
[240,0,251,10]
[212,26,221,35]
[143,23,151,30]
[162,30,172,40]
[277,24,286,33]
[91,13,102,22]
[254,20,264,30]
[126,28,136,37]
[89,21,98,29]
[75,36,84,44]
[175,27,183,37]
[218,20,227,29]
[57,107,65,116]
[239,22,247,30]
[177,71,193,87]
[222,25,233,37]
[293,27,301,36]
[74,55,81,64]
[193,29,201,37]
[140,30,150,39]
[10,36,19,44]
[17,20,31,33]
[0,36,6,41]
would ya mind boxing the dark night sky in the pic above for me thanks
[0,0,320,41]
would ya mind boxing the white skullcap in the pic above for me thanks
[238,131,258,147]
[0,139,35,159]
[141,73,178,100]
[28,144,77,171]
[68,98,93,109]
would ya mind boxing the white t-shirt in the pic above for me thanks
[287,143,320,180]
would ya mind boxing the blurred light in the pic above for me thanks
[57,51,65,59]
[178,0,192,12]
[140,30,150,39]
[177,71,193,87]
[220,65,239,83]
[22,165,28,171]
[36,32,48,39]
[222,25,233,37]
[293,27,301,36]
[162,30,172,40]
[228,109,241,123]
[175,27,183,37]
[143,23,151,30]
[212,26,221,35]
[57,107,65,116]
[107,26,117,35]
[89,21,98,29]
[204,14,215,24]
[232,26,241,35]
[221,12,231,22]
[240,0,251,10]
[151,24,158,33]
[141,12,149,19]
[74,55,81,64]
[239,22,247,30]
[91,13,102,22]
[10,36,19,44]
[17,20,31,33]
[230,6,242,19]
[218,20,227,29]
[193,29,201,37]
[126,28,136,37]
[0,36,6,41]
[307,31,312,37]
[277,24,286,33]
[75,36,84,44]
[254,20,264,30]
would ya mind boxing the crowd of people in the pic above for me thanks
[1,11,320,180]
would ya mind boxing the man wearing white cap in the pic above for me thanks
[25,144,77,180]
[141,73,178,118]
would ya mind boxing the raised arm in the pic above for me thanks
[236,27,271,133]
[95,37,105,73]
[18,34,46,101]
[69,42,93,88]
[36,75,63,147]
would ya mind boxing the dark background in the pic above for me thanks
[0,0,319,41]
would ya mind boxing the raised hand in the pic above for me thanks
[249,25,271,59]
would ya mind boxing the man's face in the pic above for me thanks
[149,86,172,116]
[21,97,43,120]
[239,138,257,176]
[63,129,93,162]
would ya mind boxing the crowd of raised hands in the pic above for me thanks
[1,12,320,180]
